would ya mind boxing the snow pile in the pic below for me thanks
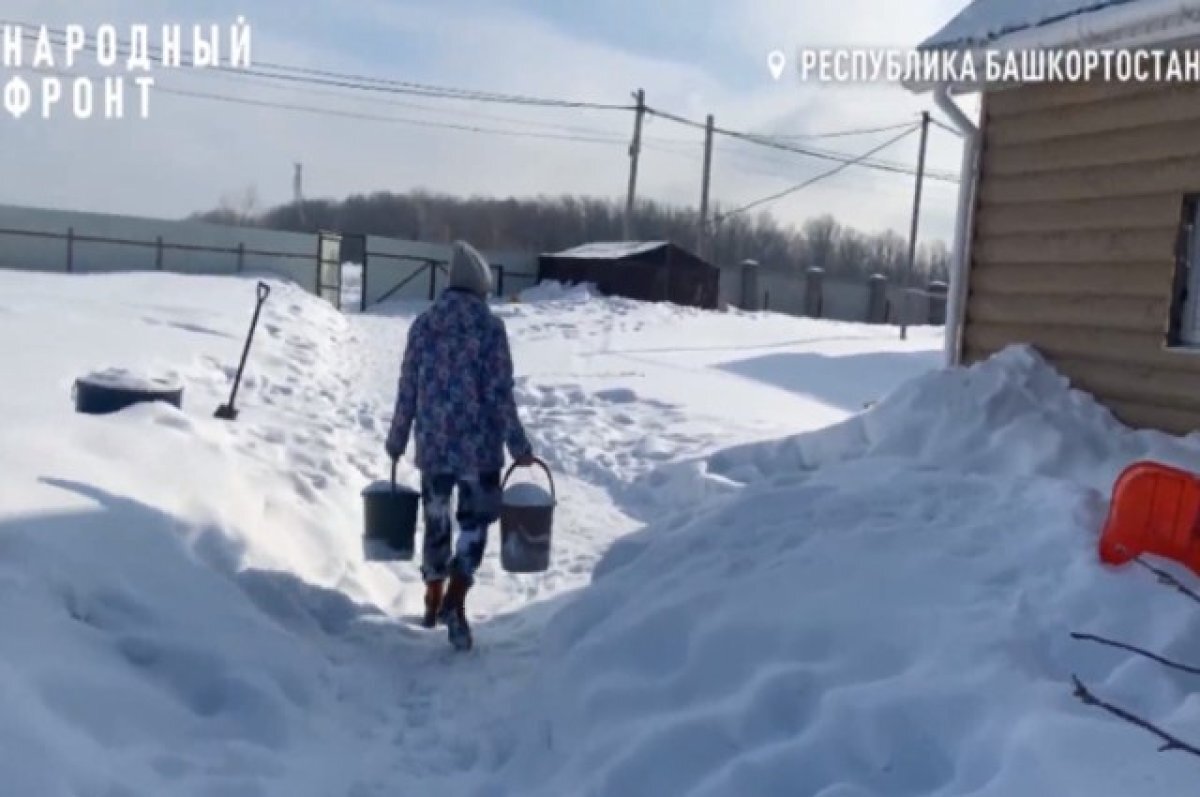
[517,280,598,303]
[0,270,439,796]
[485,346,1200,796]
[703,345,1200,494]
[75,367,183,393]
[0,266,950,795]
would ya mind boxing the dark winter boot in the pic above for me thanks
[421,579,445,629]
[438,574,472,651]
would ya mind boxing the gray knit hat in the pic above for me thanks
[446,240,492,298]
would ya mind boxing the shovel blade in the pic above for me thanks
[213,404,239,421]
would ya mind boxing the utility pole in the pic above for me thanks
[623,89,645,241]
[900,111,930,341]
[697,113,715,258]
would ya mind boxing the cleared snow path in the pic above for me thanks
[0,271,941,796]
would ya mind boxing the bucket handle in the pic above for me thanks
[502,456,555,501]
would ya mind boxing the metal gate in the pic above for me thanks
[317,230,342,309]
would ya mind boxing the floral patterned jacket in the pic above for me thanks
[386,289,532,475]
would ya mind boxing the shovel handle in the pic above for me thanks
[502,456,555,501]
[257,281,271,303]
[390,457,398,493]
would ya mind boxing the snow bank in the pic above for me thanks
[517,280,598,303]
[0,271,439,795]
[0,265,968,795]
[703,345,1200,494]
[484,344,1200,796]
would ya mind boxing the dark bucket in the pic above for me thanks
[73,370,183,415]
[362,460,420,562]
[499,458,556,574]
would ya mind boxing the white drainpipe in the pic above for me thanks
[933,84,980,368]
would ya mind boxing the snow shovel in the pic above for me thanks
[215,281,270,421]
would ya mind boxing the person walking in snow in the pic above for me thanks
[385,240,535,651]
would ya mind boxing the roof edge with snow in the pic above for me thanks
[544,241,672,260]
[906,0,1200,93]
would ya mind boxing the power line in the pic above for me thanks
[759,119,922,140]
[930,117,962,136]
[716,134,959,184]
[643,105,955,182]
[9,20,963,209]
[16,63,638,147]
[155,86,630,144]
[15,21,955,178]
[712,142,956,198]
[180,63,644,139]
[8,20,633,111]
[715,124,921,222]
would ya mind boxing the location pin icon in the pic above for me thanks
[768,50,787,81]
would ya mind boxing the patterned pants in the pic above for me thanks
[419,471,502,586]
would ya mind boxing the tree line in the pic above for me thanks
[194,188,951,285]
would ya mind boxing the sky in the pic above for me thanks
[0,0,979,251]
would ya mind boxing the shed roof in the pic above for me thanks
[545,241,671,260]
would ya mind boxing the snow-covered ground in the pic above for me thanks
[3,269,1200,796]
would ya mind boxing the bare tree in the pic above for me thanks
[191,190,950,285]
[803,215,840,272]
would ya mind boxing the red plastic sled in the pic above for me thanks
[1099,460,1200,576]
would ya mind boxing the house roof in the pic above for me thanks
[545,241,671,260]
[920,0,1200,52]
[921,0,1144,50]
[908,0,1200,92]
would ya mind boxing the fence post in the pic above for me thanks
[360,248,369,313]
[497,264,506,298]
[804,267,824,317]
[428,261,436,300]
[155,236,164,270]
[927,280,949,325]
[739,259,759,310]
[867,273,888,323]
[66,227,74,273]
[237,242,245,273]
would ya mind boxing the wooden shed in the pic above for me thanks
[909,0,1200,434]
[537,241,720,309]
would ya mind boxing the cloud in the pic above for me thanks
[0,0,973,246]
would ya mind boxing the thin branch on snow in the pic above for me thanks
[1070,632,1200,676]
[1134,557,1200,607]
[1071,675,1200,758]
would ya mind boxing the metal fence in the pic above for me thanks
[721,261,948,326]
[357,235,538,311]
[0,203,541,313]
[0,202,323,292]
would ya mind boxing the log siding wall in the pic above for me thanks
[964,80,1200,434]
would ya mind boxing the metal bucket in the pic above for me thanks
[499,458,556,574]
[362,460,420,562]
